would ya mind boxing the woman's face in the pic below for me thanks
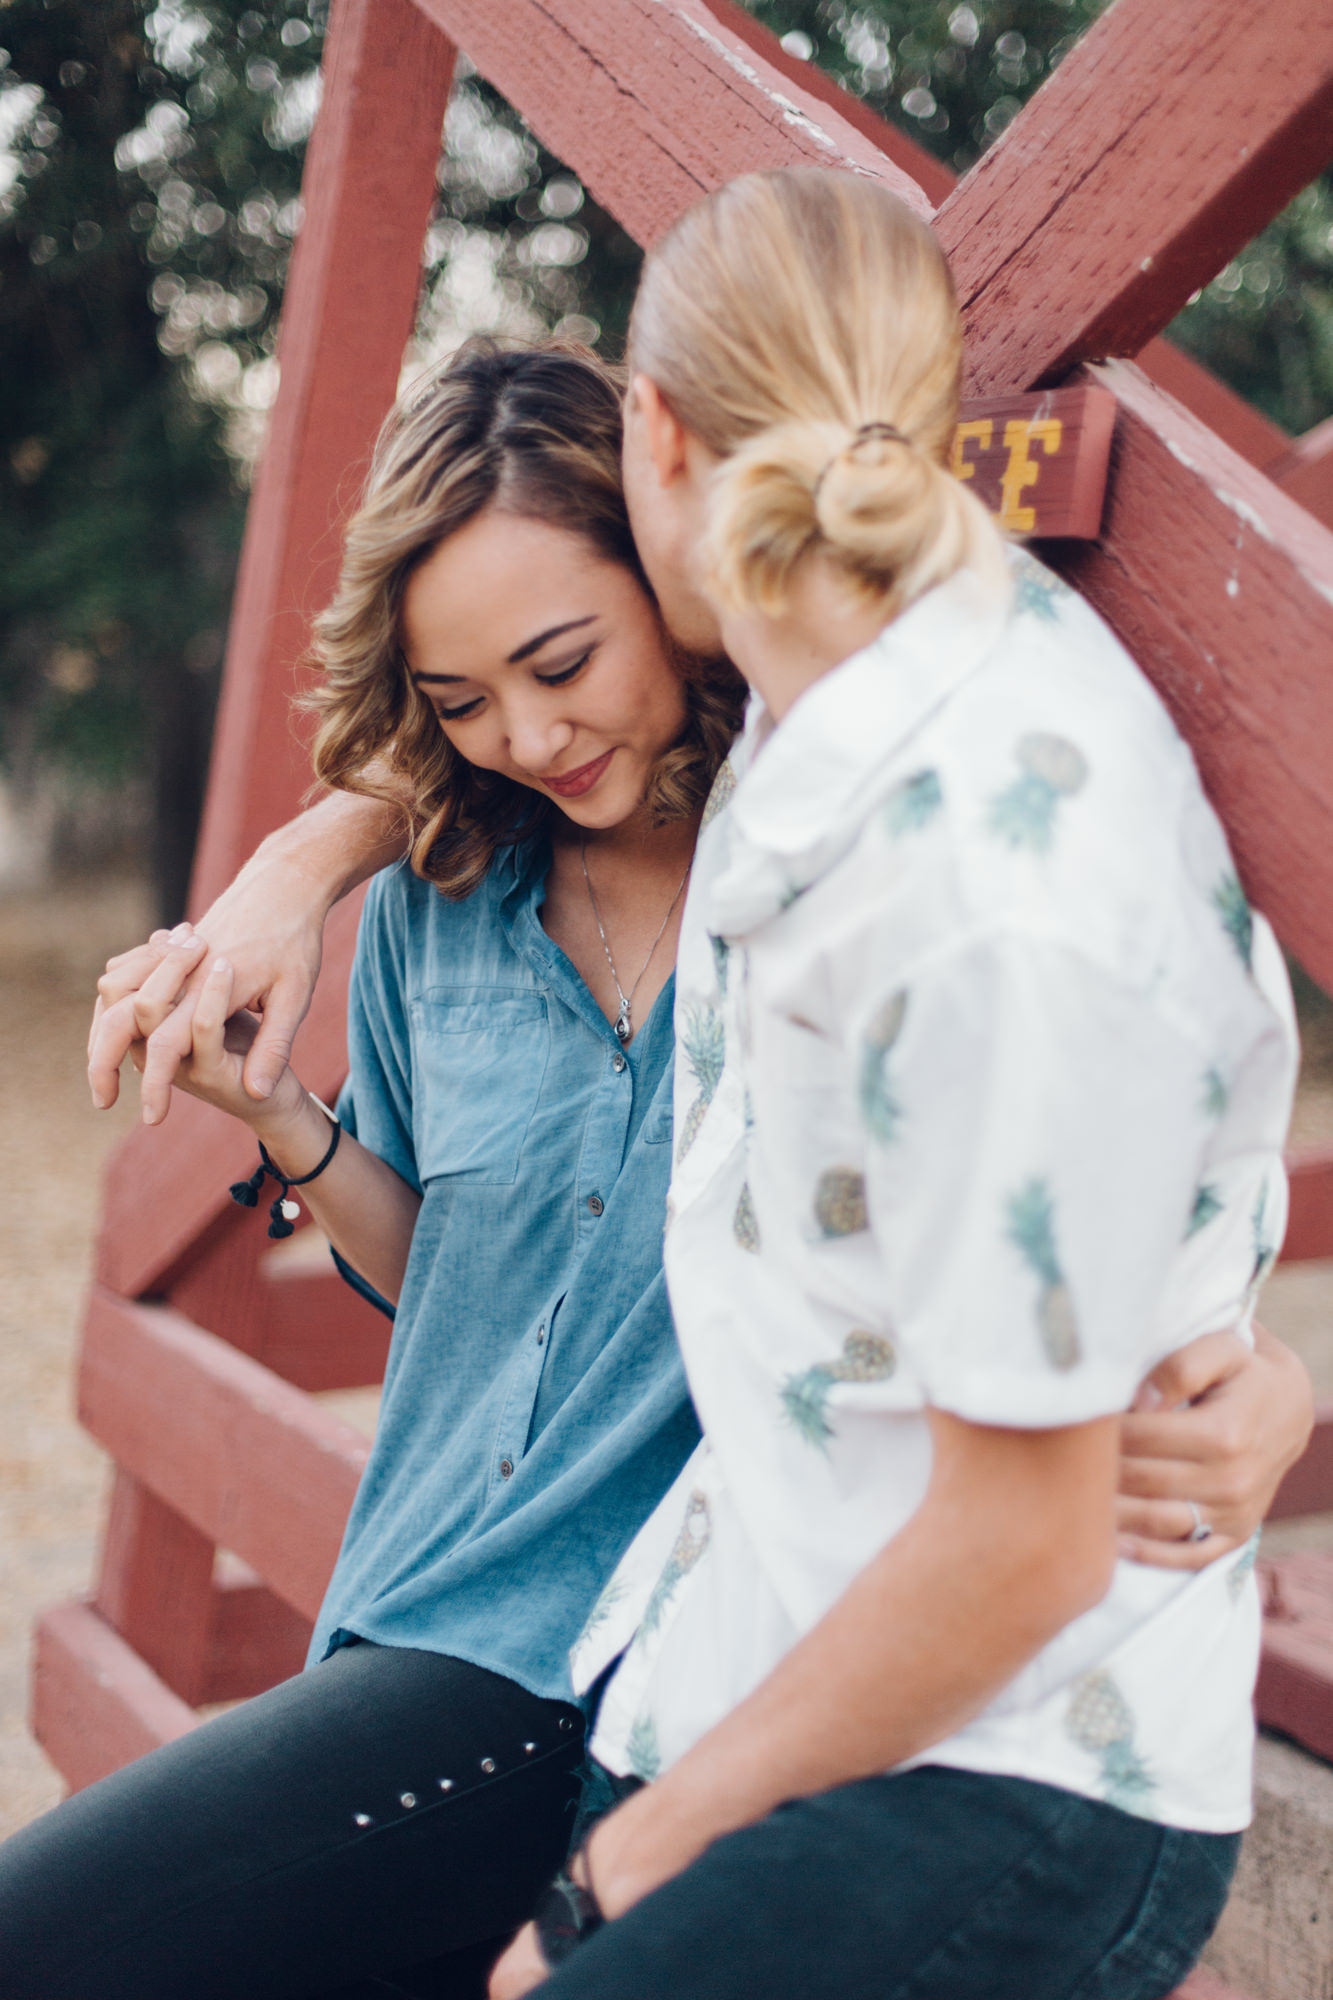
[401,509,689,833]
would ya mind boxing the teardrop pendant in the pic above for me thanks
[614,1006,632,1045]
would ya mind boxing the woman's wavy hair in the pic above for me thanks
[307,337,745,898]
[628,168,1008,622]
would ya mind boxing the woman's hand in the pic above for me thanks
[1116,1325,1314,1568]
[489,1922,551,1999]
[132,957,308,1138]
[89,791,406,1123]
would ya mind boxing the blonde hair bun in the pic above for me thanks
[631,167,1009,621]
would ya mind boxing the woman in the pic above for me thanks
[485,169,1300,2000]
[1,339,741,2000]
[76,335,1303,1997]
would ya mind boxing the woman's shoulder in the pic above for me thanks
[356,843,541,976]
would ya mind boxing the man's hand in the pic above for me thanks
[1116,1325,1313,1569]
[489,1922,550,2000]
[87,792,405,1123]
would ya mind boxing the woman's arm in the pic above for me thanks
[1117,1324,1313,1568]
[89,789,407,1121]
[150,956,420,1305]
[491,1409,1120,1997]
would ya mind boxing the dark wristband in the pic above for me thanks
[533,1864,605,1966]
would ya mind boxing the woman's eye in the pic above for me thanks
[438,696,483,721]
[536,648,594,689]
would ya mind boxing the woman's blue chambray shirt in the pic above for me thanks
[309,841,699,1704]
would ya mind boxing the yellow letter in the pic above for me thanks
[999,418,1062,534]
[950,418,993,484]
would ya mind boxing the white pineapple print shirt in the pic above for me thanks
[574,551,1296,1831]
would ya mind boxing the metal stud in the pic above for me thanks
[558,1717,574,1733]
[438,1778,454,1792]
[354,1812,372,1827]
[480,1756,497,1774]
[400,1792,417,1809]
[523,1741,537,1755]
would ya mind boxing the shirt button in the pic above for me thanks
[612,1052,627,1073]
[587,1193,604,1216]
[536,1323,545,1346]
[499,1458,514,1479]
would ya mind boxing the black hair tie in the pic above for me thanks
[229,1100,341,1239]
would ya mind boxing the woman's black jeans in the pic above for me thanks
[546,1760,1240,2000]
[0,1640,585,2000]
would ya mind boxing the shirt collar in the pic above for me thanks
[709,564,1010,936]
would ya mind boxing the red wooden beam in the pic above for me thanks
[1257,1553,1333,1764]
[1051,362,1333,993]
[935,0,1333,394]
[1136,340,1290,478]
[31,1601,199,1795]
[1269,417,1333,535]
[411,0,931,246]
[78,1289,367,1621]
[206,1557,313,1703]
[1281,1152,1333,1266]
[189,0,455,915]
[94,1470,216,1705]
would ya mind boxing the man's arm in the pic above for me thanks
[89,790,406,1121]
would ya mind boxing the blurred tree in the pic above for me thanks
[0,0,1326,921]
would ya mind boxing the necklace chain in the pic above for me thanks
[580,839,691,1045]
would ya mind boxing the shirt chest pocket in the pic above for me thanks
[409,989,550,1186]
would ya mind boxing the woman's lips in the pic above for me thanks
[543,749,615,799]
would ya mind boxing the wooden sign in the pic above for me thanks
[953,383,1117,540]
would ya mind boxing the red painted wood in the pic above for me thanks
[1270,416,1333,534]
[79,1289,367,1621]
[205,1557,313,1703]
[1170,1972,1256,2000]
[1137,340,1289,476]
[31,1600,199,1795]
[1281,1152,1333,1266]
[94,1470,216,1706]
[1050,361,1333,995]
[953,385,1116,540]
[701,0,956,206]
[413,0,931,247]
[937,0,1333,394]
[1257,1553,1333,1763]
[1267,1407,1333,1524]
[189,0,455,915]
[258,1265,391,1392]
[97,890,362,1303]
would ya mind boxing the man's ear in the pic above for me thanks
[629,373,690,487]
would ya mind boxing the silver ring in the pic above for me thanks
[1186,1501,1213,1544]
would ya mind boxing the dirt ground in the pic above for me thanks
[1,875,1332,1844]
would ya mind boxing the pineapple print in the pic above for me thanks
[575,1574,627,1653]
[780,1329,897,1452]
[987,732,1089,853]
[626,1710,662,1781]
[1013,554,1071,623]
[1184,1182,1224,1240]
[733,1180,760,1253]
[1228,1531,1261,1602]
[1006,1178,1081,1370]
[884,769,943,837]
[1213,873,1253,969]
[859,989,908,1144]
[641,1490,711,1633]
[710,932,731,997]
[813,1167,869,1238]
[676,1007,726,1161]
[701,758,737,829]
[1065,1670,1155,1812]
[1247,1180,1277,1300]
[1201,1065,1229,1120]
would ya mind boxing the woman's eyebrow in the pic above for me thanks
[507,615,596,664]
[412,615,598,685]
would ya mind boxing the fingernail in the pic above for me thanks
[212,957,231,975]
[253,1075,275,1099]
[1139,1382,1163,1410]
[91,1088,107,1110]
[168,923,193,944]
